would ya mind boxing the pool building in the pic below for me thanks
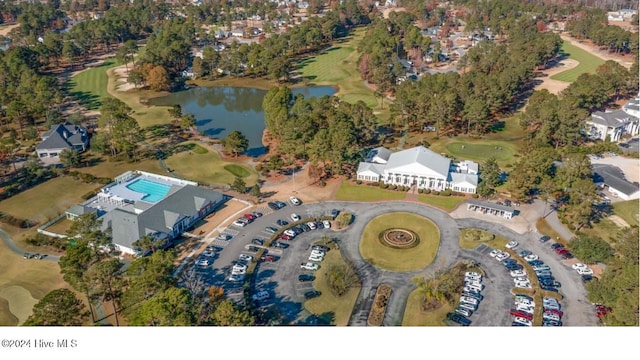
[66,171,226,256]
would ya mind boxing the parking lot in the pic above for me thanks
[181,199,598,326]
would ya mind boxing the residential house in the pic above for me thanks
[356,146,479,193]
[584,98,640,142]
[36,123,89,164]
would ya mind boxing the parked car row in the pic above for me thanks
[451,272,485,324]
[542,297,563,326]
[489,249,510,262]
[550,242,574,260]
[275,218,332,241]
[511,294,534,326]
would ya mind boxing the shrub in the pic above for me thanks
[472,193,479,199]
[336,213,353,227]
[26,233,66,250]
[254,164,263,172]
[432,191,440,196]
[356,180,362,185]
[442,189,452,196]
[424,189,431,194]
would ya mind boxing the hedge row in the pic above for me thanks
[65,170,112,185]
[0,212,35,228]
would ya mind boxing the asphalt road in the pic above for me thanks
[197,200,598,326]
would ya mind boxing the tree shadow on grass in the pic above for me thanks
[68,90,103,110]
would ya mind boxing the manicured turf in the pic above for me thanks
[444,141,515,162]
[550,41,605,83]
[297,28,388,112]
[0,177,101,224]
[360,212,440,272]
[76,153,165,179]
[459,228,508,250]
[303,247,360,326]
[68,59,119,110]
[418,195,467,211]
[613,200,639,227]
[163,144,258,186]
[224,164,251,178]
[191,144,209,154]
[402,288,452,326]
[334,180,406,202]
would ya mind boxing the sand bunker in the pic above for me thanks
[0,285,38,325]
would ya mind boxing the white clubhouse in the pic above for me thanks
[357,146,479,194]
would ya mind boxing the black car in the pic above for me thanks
[276,219,289,226]
[248,246,260,252]
[560,252,574,259]
[551,243,564,250]
[312,245,330,252]
[304,290,321,299]
[291,226,303,234]
[540,286,559,293]
[505,264,523,271]
[529,260,544,266]
[270,241,289,249]
[267,202,279,210]
[298,274,316,282]
[446,312,471,326]
[251,238,265,246]
[503,258,517,265]
[331,209,340,218]
[581,275,593,283]
[300,223,311,232]
[274,200,287,209]
[539,236,551,243]
[315,221,324,229]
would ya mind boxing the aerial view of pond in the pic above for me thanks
[149,85,337,156]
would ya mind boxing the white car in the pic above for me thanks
[510,270,526,277]
[513,276,529,283]
[195,259,210,266]
[290,213,301,222]
[289,196,301,206]
[543,312,561,322]
[465,272,481,279]
[460,296,479,305]
[238,254,253,262]
[532,265,550,271]
[310,250,325,257]
[300,262,319,271]
[515,298,535,307]
[202,251,216,257]
[228,274,244,282]
[233,220,247,227]
[309,254,324,262]
[307,221,317,230]
[516,304,534,314]
[284,229,296,237]
[455,307,473,317]
[577,267,593,275]
[515,281,532,289]
[524,254,539,262]
[463,286,481,294]
[458,302,477,311]
[465,283,484,292]
[489,249,501,258]
[572,263,589,270]
[496,252,510,261]
[506,241,519,249]
[323,220,331,228]
[513,316,532,326]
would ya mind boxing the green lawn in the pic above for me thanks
[459,228,508,250]
[163,143,258,186]
[297,28,390,115]
[303,246,360,326]
[334,180,407,202]
[360,212,440,272]
[613,200,639,227]
[68,59,119,110]
[418,195,467,211]
[427,137,519,167]
[402,289,453,326]
[0,177,100,224]
[550,41,606,83]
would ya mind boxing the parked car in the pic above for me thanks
[300,262,319,271]
[243,213,256,221]
[23,253,33,259]
[279,234,292,241]
[274,200,287,209]
[446,312,471,326]
[276,219,289,226]
[238,254,253,262]
[216,233,232,241]
[300,223,310,232]
[513,317,532,326]
[551,243,564,250]
[284,229,296,237]
[260,255,278,262]
[331,209,340,218]
[455,307,473,317]
[289,196,302,206]
[572,263,589,270]
[307,221,317,230]
[540,285,559,292]
[312,245,330,252]
[195,259,210,266]
[503,258,517,265]
[577,267,593,275]
[517,249,532,257]
[267,202,279,210]
[510,270,526,277]
[233,219,248,227]
[290,213,301,222]
[304,290,321,299]
[505,263,523,271]
[489,249,501,258]
[309,254,324,262]
[524,254,539,262]
[510,309,533,320]
[532,265,550,271]
[265,226,278,234]
[458,302,477,312]
[252,238,265,246]
[581,275,593,283]
[323,220,331,229]
[462,292,483,301]
[252,290,270,301]
[252,211,263,218]
[270,241,288,249]
[539,236,551,243]
[560,252,574,259]
[228,274,244,282]
[298,274,315,282]
[496,252,510,262]
[506,241,519,249]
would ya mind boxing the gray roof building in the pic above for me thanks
[592,163,639,199]
[36,123,89,164]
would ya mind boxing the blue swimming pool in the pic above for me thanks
[126,179,171,202]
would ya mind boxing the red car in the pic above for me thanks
[260,255,278,262]
[510,309,533,320]
[556,248,569,254]
[279,234,292,241]
[243,213,256,220]
[544,309,564,317]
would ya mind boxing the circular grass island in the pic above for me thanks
[359,212,441,272]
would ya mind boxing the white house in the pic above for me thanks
[356,146,479,193]
[584,98,640,142]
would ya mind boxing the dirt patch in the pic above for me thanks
[607,215,630,228]
[533,58,579,94]
[382,7,407,19]
[0,24,19,37]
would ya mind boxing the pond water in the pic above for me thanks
[149,85,337,157]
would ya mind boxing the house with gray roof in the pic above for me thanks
[356,146,479,193]
[36,123,89,164]
[592,163,639,200]
[584,97,640,142]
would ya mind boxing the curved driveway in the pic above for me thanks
[0,227,60,262]
[233,200,597,326]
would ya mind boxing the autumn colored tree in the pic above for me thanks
[147,65,171,91]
